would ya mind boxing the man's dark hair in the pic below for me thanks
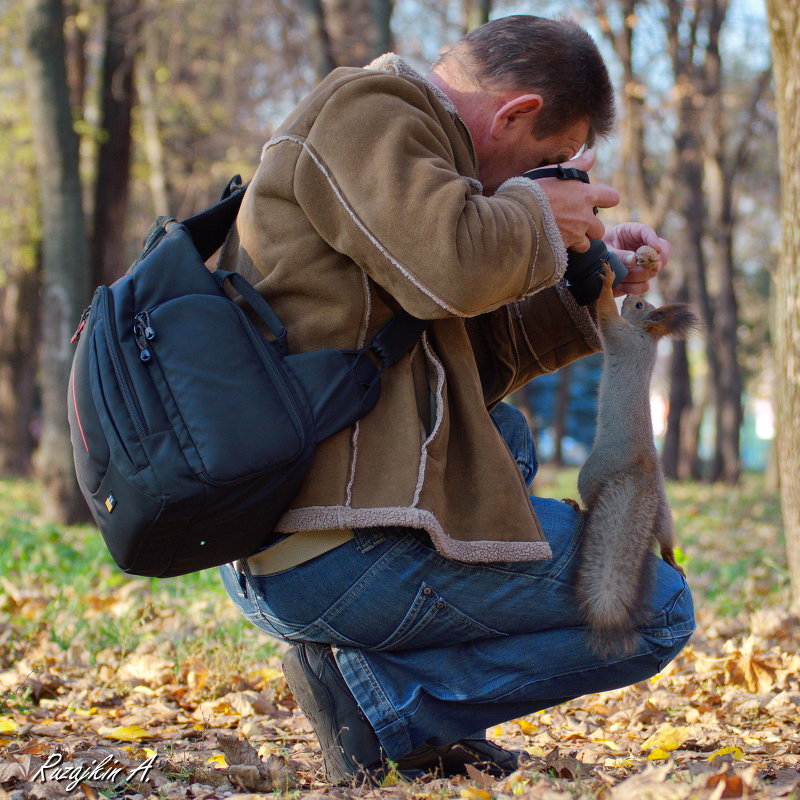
[437,15,615,146]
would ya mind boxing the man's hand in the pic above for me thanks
[603,223,671,296]
[533,150,620,253]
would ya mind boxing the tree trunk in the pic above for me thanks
[63,0,87,112]
[462,0,491,32]
[300,0,337,80]
[702,0,742,483]
[371,0,395,53]
[0,262,42,476]
[326,0,377,66]
[23,0,92,523]
[662,332,692,479]
[135,56,172,214]
[766,0,800,608]
[552,365,572,468]
[90,0,140,287]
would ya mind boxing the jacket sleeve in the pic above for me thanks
[466,283,603,407]
[285,72,568,320]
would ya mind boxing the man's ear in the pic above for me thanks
[489,93,544,140]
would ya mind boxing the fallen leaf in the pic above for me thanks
[250,668,283,685]
[97,724,150,742]
[512,717,537,735]
[465,762,495,787]
[706,770,745,798]
[207,753,229,769]
[544,748,583,779]
[228,755,296,793]
[706,746,745,762]
[607,764,679,800]
[116,654,174,687]
[459,788,493,800]
[0,717,16,733]
[0,761,25,782]
[641,723,690,753]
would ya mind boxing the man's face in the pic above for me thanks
[477,117,590,195]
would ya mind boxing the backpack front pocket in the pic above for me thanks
[141,294,306,484]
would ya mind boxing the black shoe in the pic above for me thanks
[396,737,523,779]
[282,642,383,785]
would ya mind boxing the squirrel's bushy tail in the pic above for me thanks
[576,473,658,658]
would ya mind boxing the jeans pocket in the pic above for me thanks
[321,581,508,652]
[240,608,296,641]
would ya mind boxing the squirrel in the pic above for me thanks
[573,246,699,657]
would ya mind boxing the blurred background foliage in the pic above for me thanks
[2,0,799,596]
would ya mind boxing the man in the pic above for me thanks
[219,15,694,784]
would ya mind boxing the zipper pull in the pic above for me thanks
[135,311,156,341]
[70,306,91,344]
[133,312,154,362]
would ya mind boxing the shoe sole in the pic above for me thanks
[282,646,380,786]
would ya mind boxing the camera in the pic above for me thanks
[522,166,628,306]
[563,239,627,306]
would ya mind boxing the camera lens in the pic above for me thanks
[565,241,627,305]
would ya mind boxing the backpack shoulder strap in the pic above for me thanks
[368,311,429,369]
[162,175,429,363]
[182,176,250,262]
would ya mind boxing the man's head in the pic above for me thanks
[428,16,615,193]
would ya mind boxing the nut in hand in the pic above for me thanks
[635,245,660,273]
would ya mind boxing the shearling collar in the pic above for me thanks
[366,53,458,117]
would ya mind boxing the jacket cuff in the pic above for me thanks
[496,176,568,290]
[554,280,602,352]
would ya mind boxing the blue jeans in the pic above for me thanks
[489,401,538,487]
[220,404,694,760]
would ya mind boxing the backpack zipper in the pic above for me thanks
[70,306,91,344]
[98,287,149,438]
[133,311,156,362]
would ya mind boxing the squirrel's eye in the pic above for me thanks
[635,302,644,309]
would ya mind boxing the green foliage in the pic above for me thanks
[0,478,276,669]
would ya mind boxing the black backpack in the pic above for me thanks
[67,178,426,577]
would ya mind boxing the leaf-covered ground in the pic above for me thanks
[1,472,798,800]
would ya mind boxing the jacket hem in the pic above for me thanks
[276,506,553,563]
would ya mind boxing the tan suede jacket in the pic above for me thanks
[220,55,601,562]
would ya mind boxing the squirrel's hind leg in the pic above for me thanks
[654,493,685,576]
[561,497,584,515]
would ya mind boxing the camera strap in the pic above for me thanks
[522,165,591,183]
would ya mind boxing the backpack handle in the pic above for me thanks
[214,269,288,347]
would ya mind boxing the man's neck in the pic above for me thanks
[426,65,495,148]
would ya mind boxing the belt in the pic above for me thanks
[246,529,355,576]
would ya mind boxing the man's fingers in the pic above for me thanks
[570,237,591,253]
[587,217,606,242]
[616,280,650,297]
[625,264,659,283]
[564,148,596,172]
[593,185,621,210]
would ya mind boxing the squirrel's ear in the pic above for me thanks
[643,303,701,339]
